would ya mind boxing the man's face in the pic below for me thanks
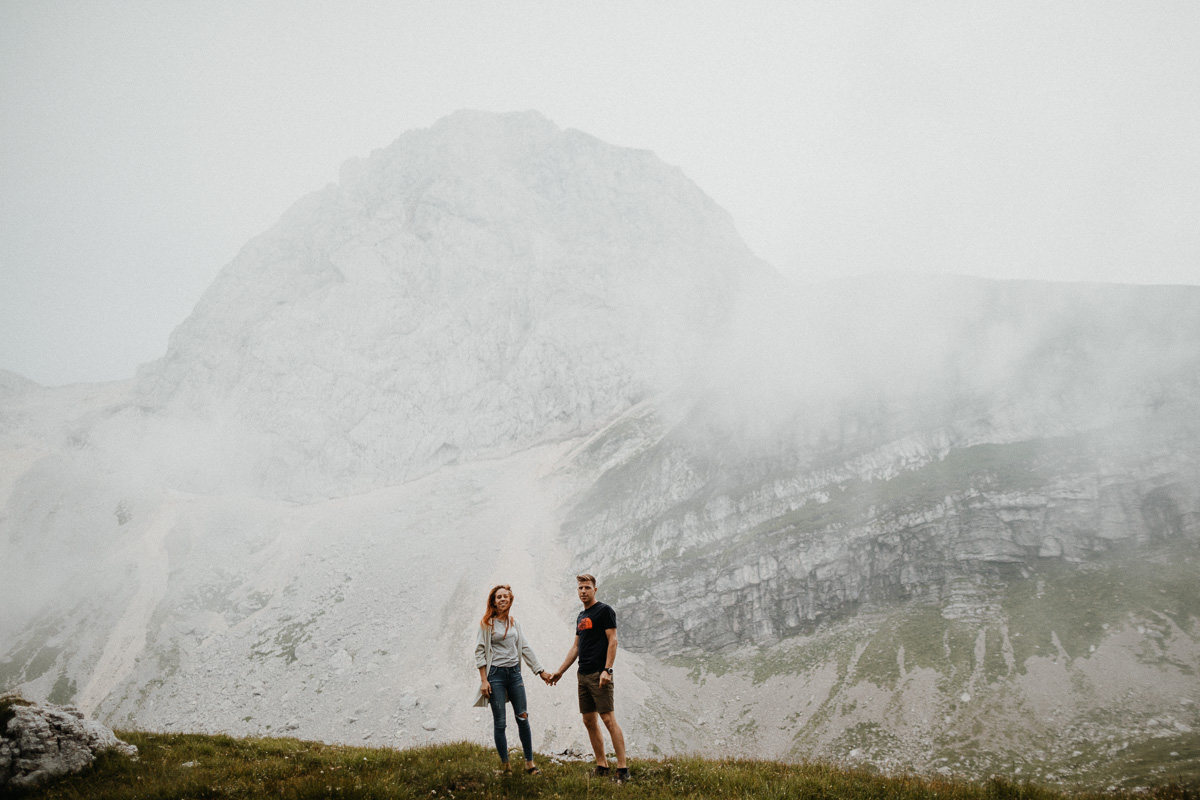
[577,581,596,605]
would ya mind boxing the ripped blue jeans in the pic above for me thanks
[487,664,533,763]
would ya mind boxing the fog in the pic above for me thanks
[3,97,1198,631]
[2,7,1199,774]
[3,2,1199,385]
[619,272,1200,539]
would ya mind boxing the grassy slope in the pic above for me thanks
[5,732,1197,800]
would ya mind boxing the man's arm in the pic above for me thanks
[549,636,580,685]
[599,627,618,687]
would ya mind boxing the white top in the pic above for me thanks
[472,616,545,707]
[488,618,520,668]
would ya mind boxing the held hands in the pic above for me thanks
[538,670,554,685]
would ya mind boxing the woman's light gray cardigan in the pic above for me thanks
[473,617,545,707]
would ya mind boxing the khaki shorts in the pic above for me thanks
[577,671,615,714]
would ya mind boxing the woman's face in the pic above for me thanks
[494,588,513,613]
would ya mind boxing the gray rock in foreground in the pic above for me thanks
[0,696,137,788]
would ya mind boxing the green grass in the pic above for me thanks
[1001,544,1200,671]
[0,619,65,692]
[6,731,1197,799]
[666,605,979,691]
[852,606,978,689]
[1099,731,1200,789]
[663,624,861,686]
[46,672,77,705]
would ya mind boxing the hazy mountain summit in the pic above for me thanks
[136,110,768,497]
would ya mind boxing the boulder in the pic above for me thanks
[0,695,137,788]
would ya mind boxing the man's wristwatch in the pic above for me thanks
[604,668,613,675]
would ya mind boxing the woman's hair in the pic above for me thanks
[480,584,514,629]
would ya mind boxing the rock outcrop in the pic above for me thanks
[0,695,137,788]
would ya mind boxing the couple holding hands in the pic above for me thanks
[472,574,628,783]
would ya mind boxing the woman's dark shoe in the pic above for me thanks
[525,765,542,775]
[500,762,512,776]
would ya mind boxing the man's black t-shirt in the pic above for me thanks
[575,601,616,674]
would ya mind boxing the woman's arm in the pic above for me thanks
[475,625,491,697]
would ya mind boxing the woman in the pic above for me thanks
[473,584,551,774]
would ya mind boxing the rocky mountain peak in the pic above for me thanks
[134,111,769,497]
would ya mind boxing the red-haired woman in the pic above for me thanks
[473,584,551,774]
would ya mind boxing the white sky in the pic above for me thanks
[2,1,1198,386]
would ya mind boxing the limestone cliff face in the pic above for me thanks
[562,279,1200,655]
[135,110,766,498]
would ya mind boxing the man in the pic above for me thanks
[548,573,629,783]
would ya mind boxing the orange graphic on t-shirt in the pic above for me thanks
[577,618,593,631]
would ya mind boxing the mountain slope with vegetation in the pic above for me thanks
[2,112,1198,789]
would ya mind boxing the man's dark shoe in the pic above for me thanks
[592,765,610,778]
[615,767,630,784]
